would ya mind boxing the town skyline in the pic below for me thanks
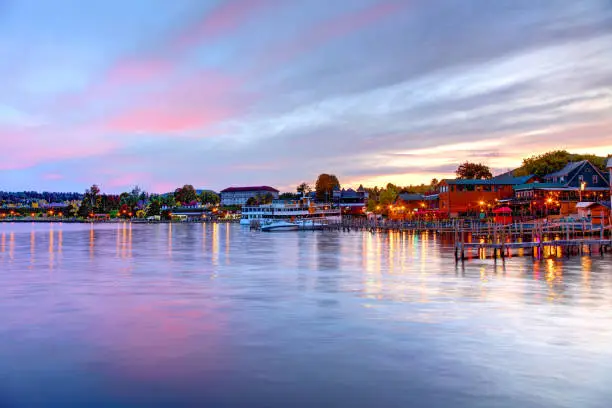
[2,0,611,193]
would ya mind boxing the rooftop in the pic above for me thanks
[220,186,279,193]
[545,161,587,178]
[398,193,424,201]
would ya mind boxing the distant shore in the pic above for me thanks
[0,218,240,224]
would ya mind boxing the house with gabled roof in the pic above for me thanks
[513,160,610,216]
[333,185,368,215]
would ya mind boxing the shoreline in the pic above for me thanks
[0,218,240,224]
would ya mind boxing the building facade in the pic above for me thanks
[333,185,368,215]
[438,173,535,217]
[220,186,279,206]
[513,160,610,216]
[608,158,612,211]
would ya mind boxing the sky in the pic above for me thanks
[1,0,611,193]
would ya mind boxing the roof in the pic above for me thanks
[514,182,609,191]
[398,193,424,201]
[491,171,534,185]
[493,207,512,213]
[444,177,526,186]
[220,186,279,193]
[545,161,586,178]
[514,182,565,191]
[576,202,605,209]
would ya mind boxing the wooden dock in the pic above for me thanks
[454,239,612,261]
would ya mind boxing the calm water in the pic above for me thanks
[1,222,611,408]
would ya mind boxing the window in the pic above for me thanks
[578,175,584,182]
[593,175,598,184]
[560,176,565,182]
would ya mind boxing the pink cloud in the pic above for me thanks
[103,71,248,134]
[0,125,119,171]
[168,0,274,53]
[259,1,408,69]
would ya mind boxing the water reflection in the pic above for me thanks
[0,223,611,408]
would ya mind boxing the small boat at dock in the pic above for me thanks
[260,220,299,232]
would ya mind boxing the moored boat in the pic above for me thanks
[260,220,299,232]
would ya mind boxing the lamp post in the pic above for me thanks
[579,181,586,202]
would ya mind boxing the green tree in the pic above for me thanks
[279,192,298,200]
[77,202,92,218]
[67,204,78,217]
[315,173,340,201]
[262,192,274,204]
[515,150,608,177]
[455,162,492,179]
[199,191,220,205]
[174,185,197,205]
[379,185,398,206]
[146,200,161,217]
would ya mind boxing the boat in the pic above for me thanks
[260,220,299,232]
[240,197,341,227]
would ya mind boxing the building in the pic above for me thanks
[576,202,610,226]
[334,185,368,215]
[220,186,279,206]
[513,160,610,216]
[438,172,535,217]
[608,158,612,210]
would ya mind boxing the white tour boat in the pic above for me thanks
[241,197,341,228]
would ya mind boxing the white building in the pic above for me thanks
[220,186,279,206]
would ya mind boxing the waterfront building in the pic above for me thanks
[438,172,535,217]
[608,158,612,211]
[576,202,610,226]
[513,160,610,216]
[334,185,368,215]
[220,186,279,206]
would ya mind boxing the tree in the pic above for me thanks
[379,185,398,206]
[246,197,258,206]
[262,192,274,204]
[174,185,197,205]
[67,204,78,218]
[84,184,101,210]
[279,192,298,200]
[430,178,439,188]
[315,173,340,202]
[199,191,220,205]
[455,162,492,179]
[515,150,608,177]
[146,200,161,217]
[77,202,92,218]
[296,182,311,196]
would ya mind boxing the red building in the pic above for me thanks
[438,172,536,218]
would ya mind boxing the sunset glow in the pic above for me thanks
[1,0,610,192]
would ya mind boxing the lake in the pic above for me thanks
[1,222,611,408]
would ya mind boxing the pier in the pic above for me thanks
[321,217,612,261]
